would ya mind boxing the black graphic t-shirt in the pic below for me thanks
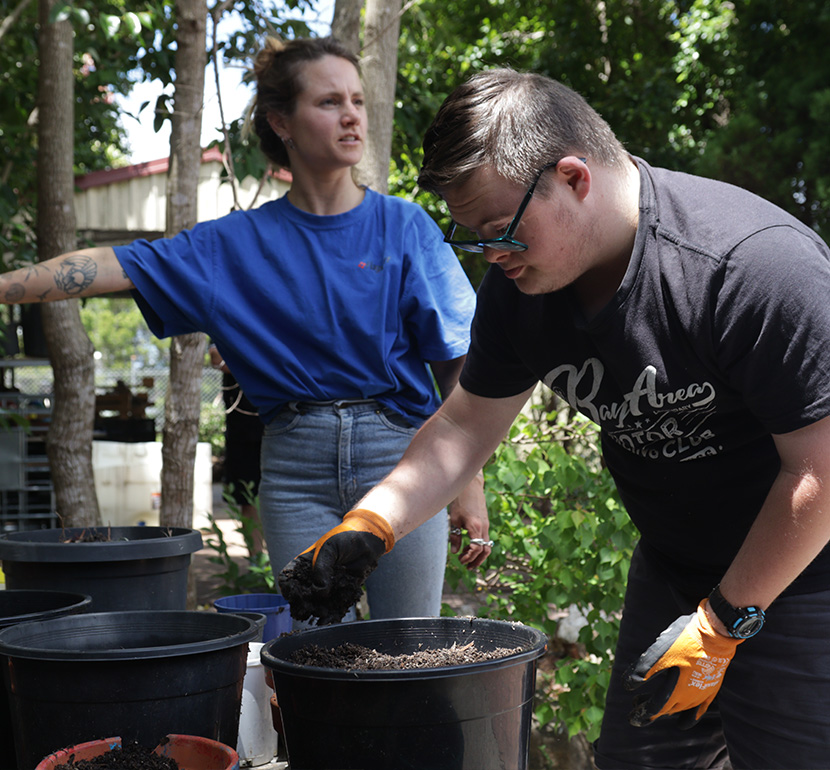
[461,158,830,593]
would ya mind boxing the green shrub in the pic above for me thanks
[201,484,274,596]
[443,400,638,743]
[200,400,226,458]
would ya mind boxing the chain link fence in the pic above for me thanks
[6,363,224,435]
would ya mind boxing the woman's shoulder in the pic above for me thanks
[368,189,436,227]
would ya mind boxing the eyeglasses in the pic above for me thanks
[443,157,586,253]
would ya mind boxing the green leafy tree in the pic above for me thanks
[79,297,168,367]
[694,0,830,240]
[392,0,740,285]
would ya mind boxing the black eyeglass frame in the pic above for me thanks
[443,157,587,253]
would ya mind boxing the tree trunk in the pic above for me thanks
[160,0,206,535]
[359,0,402,193]
[331,0,364,54]
[37,0,99,527]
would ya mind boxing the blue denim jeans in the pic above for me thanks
[594,545,830,769]
[259,400,448,630]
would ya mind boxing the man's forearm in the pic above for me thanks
[358,386,531,540]
[711,414,830,631]
[0,247,132,304]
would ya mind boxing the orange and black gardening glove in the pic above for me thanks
[278,509,395,626]
[624,599,742,729]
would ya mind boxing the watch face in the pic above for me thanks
[734,615,765,638]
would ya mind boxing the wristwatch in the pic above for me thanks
[708,584,766,639]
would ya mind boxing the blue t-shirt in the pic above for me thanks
[114,189,475,424]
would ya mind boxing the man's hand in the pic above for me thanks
[277,509,395,625]
[448,471,491,569]
[624,600,742,729]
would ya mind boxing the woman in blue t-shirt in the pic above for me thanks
[0,37,492,627]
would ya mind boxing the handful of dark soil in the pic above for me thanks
[53,741,179,770]
[289,640,523,670]
[278,555,367,625]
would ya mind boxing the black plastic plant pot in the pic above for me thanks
[0,589,92,629]
[0,610,258,770]
[260,617,548,770]
[0,590,92,770]
[0,526,203,611]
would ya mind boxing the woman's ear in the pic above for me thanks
[266,112,287,138]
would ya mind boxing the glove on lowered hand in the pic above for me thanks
[278,509,395,626]
[624,599,742,729]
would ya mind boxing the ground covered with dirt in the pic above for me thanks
[53,742,178,770]
[289,640,523,670]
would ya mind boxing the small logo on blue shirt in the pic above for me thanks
[359,256,391,272]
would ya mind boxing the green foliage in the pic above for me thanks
[693,0,830,239]
[199,398,226,458]
[79,297,168,367]
[390,0,830,259]
[201,486,274,596]
[443,400,638,743]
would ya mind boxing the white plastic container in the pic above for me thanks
[92,441,212,529]
[237,642,279,767]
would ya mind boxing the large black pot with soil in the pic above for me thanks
[0,525,203,611]
[0,609,258,770]
[261,616,548,770]
[0,590,92,770]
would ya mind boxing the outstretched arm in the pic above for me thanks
[0,247,132,304]
[429,356,494,567]
[359,384,533,540]
[278,385,533,623]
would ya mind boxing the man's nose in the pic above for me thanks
[482,245,510,263]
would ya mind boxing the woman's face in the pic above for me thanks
[276,55,366,174]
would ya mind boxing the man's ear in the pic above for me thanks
[558,156,591,200]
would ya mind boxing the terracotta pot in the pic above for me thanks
[35,735,240,770]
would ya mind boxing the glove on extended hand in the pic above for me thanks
[278,509,395,626]
[624,599,742,729]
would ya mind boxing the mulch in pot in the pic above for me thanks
[289,640,523,670]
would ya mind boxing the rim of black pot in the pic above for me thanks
[0,590,93,628]
[0,526,203,562]
[260,616,548,681]
[0,610,259,661]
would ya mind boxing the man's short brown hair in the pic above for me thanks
[418,69,628,196]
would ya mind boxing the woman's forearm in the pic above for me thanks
[0,247,132,304]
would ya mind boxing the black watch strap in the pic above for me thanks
[708,584,765,639]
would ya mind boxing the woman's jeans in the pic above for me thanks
[259,400,448,629]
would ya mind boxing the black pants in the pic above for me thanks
[594,545,830,769]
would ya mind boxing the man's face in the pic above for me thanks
[443,164,594,296]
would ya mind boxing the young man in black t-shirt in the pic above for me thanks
[279,69,830,769]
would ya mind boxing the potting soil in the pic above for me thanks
[279,555,366,625]
[53,742,179,770]
[289,640,523,670]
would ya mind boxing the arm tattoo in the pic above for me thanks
[4,283,24,302]
[54,255,97,296]
[24,264,50,280]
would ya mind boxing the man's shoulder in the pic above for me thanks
[641,160,822,258]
